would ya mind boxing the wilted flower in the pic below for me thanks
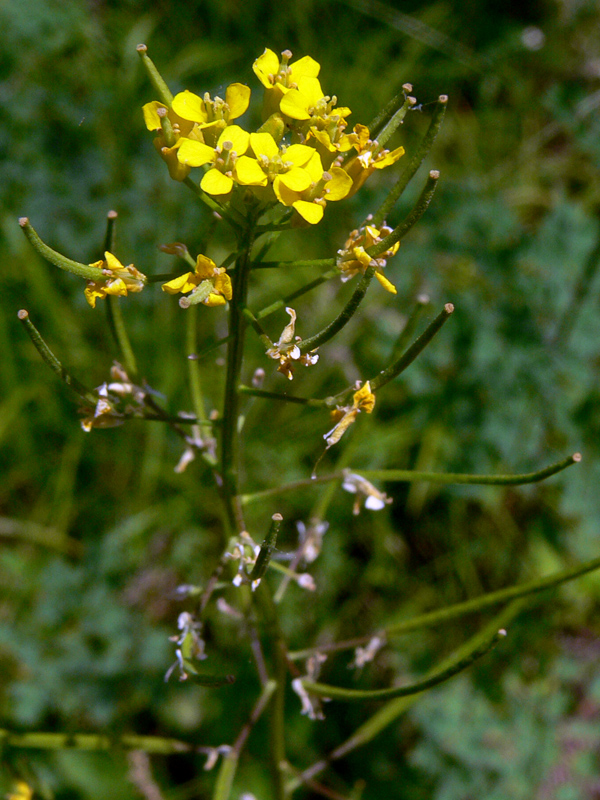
[225,531,261,586]
[350,635,386,669]
[164,611,207,682]
[342,123,405,195]
[292,652,328,720]
[80,363,147,432]
[323,381,376,449]
[296,518,329,563]
[266,307,319,379]
[197,745,232,771]
[174,424,217,473]
[341,470,392,514]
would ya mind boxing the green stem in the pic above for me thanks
[252,258,336,270]
[367,170,440,259]
[107,296,138,377]
[254,584,288,800]
[19,218,104,281]
[241,453,581,504]
[212,680,277,800]
[17,310,97,405]
[0,729,192,754]
[103,209,118,252]
[186,304,210,430]
[136,44,173,104]
[367,86,412,141]
[301,629,506,702]
[242,307,273,347]
[369,302,454,392]
[375,94,415,150]
[182,177,243,228]
[288,600,527,792]
[256,268,339,321]
[298,265,376,354]
[361,452,581,485]
[371,95,448,228]
[220,220,258,532]
[238,385,325,407]
[390,294,431,359]
[289,537,598,661]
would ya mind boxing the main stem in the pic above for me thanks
[220,218,257,533]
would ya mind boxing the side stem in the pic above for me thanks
[220,220,257,532]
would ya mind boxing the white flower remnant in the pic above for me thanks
[351,635,385,668]
[296,519,329,563]
[225,531,261,586]
[342,470,392,515]
[292,678,325,721]
[266,307,319,380]
[197,745,232,771]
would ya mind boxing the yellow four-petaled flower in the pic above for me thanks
[162,254,232,307]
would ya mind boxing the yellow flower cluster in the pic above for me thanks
[143,48,405,225]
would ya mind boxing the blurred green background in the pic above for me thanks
[2,0,600,797]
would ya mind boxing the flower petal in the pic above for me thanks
[373,145,405,169]
[293,200,323,225]
[234,155,268,186]
[253,49,280,89]
[194,254,218,279]
[172,90,207,124]
[162,272,197,294]
[374,271,397,294]
[142,101,166,131]
[201,169,234,195]
[325,167,353,201]
[284,143,316,167]
[213,272,232,301]
[205,293,227,307]
[177,139,215,167]
[225,83,251,118]
[249,131,279,159]
[279,166,313,192]
[217,125,250,155]
[280,88,311,120]
[290,55,321,80]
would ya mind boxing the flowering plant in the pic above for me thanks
[11,44,591,800]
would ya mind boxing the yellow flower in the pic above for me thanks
[266,307,319,380]
[6,781,33,800]
[84,252,146,308]
[337,220,399,293]
[177,125,250,195]
[171,84,251,147]
[271,148,352,224]
[142,101,200,181]
[343,123,405,196]
[234,133,319,204]
[253,48,321,119]
[323,381,375,449]
[162,254,232,308]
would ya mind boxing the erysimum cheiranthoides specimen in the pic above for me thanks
[14,44,588,800]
